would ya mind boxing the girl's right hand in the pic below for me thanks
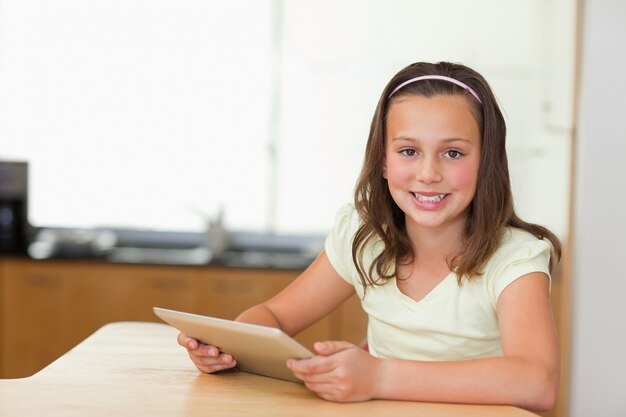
[177,332,237,374]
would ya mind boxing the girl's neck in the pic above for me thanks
[405,216,466,263]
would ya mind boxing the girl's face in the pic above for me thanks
[383,94,481,235]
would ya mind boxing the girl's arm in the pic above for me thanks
[236,250,356,335]
[288,271,559,412]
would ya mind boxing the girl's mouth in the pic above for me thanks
[412,192,449,203]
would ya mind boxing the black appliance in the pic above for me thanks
[0,161,29,254]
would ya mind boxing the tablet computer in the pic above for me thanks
[153,307,313,383]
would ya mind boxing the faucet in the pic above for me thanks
[205,208,229,261]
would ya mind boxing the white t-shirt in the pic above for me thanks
[324,204,552,362]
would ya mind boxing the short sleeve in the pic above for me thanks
[324,204,360,285]
[487,233,552,304]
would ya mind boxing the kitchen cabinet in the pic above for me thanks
[0,258,367,379]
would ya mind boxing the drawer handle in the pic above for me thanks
[24,274,63,289]
[213,280,250,294]
[151,277,188,291]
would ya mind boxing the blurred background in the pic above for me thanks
[1,1,624,416]
[0,0,574,236]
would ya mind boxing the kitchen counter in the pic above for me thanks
[21,227,325,270]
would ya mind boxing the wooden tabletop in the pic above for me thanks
[0,322,538,417]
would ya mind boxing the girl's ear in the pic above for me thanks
[382,158,387,179]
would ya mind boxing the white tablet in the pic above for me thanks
[153,307,313,383]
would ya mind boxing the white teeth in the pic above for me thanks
[413,193,447,203]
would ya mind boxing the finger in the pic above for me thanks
[196,360,237,374]
[291,370,333,384]
[317,391,338,402]
[287,356,334,375]
[302,381,337,401]
[189,348,233,365]
[188,345,220,359]
[314,340,355,355]
[191,353,235,367]
[177,332,199,350]
[304,380,333,393]
[187,345,220,362]
[190,352,237,369]
[217,353,235,364]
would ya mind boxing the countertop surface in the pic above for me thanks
[0,322,540,417]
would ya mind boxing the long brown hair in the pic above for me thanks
[352,62,561,286]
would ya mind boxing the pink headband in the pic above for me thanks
[388,75,482,104]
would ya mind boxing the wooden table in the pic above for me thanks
[0,322,538,416]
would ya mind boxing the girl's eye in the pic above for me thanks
[444,149,463,159]
[400,149,417,157]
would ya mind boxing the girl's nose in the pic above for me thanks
[417,156,442,184]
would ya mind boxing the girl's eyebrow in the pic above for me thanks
[391,136,472,144]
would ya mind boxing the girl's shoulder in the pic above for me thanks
[482,227,553,301]
[485,227,552,278]
[326,203,360,243]
[329,202,384,250]
[324,203,361,284]
[332,203,360,229]
[325,203,385,288]
[495,227,553,257]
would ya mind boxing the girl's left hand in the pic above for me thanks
[286,340,381,402]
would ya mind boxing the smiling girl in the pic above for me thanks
[178,62,561,411]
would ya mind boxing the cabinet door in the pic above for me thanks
[69,263,199,330]
[0,260,4,376]
[194,267,294,319]
[110,264,199,322]
[1,259,76,378]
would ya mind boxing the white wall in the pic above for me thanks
[570,0,626,415]
[0,1,574,237]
